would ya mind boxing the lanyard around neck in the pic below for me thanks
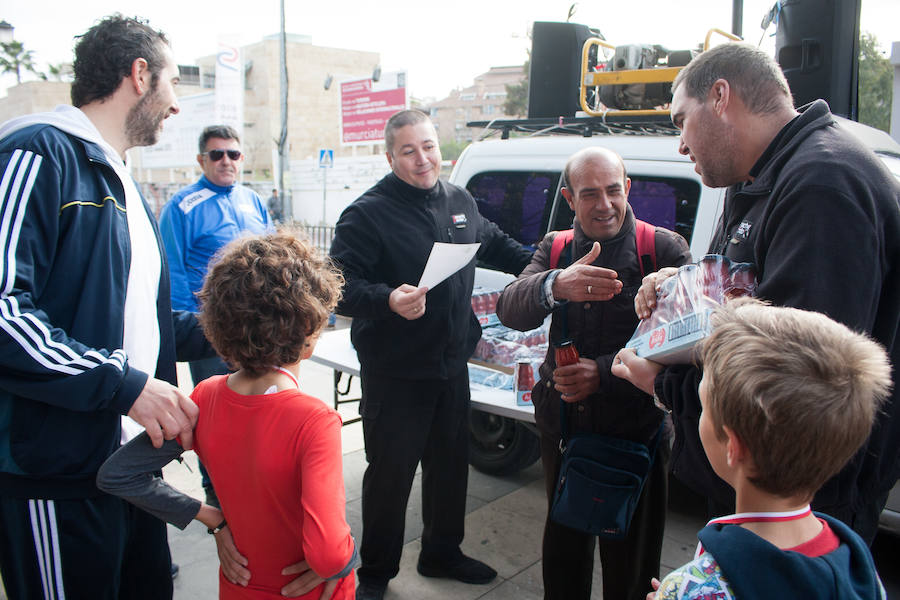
[707,505,812,526]
[696,505,812,558]
[273,367,299,390]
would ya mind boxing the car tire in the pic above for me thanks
[469,411,541,475]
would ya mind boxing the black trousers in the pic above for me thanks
[0,493,172,599]
[540,431,669,600]
[357,368,471,585]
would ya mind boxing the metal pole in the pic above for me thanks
[277,0,291,221]
[732,0,743,38]
[322,167,327,224]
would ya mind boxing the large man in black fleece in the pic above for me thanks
[497,147,691,600]
[329,109,532,600]
[613,42,900,546]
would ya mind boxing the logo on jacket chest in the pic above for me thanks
[730,220,752,245]
[179,189,216,214]
[451,213,468,228]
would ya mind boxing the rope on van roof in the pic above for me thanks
[468,115,680,139]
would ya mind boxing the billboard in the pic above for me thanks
[340,71,407,146]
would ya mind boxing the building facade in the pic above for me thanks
[428,65,526,144]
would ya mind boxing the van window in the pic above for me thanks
[629,177,701,243]
[469,171,701,247]
[467,171,560,248]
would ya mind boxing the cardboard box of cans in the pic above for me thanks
[625,255,757,365]
[468,285,547,402]
[471,288,502,328]
[468,322,546,400]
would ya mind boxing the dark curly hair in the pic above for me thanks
[197,229,344,377]
[71,14,169,107]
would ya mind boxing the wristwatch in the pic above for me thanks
[207,518,227,535]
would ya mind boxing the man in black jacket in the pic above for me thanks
[613,42,900,546]
[329,110,532,600]
[497,147,691,600]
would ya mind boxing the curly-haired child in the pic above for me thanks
[98,230,355,599]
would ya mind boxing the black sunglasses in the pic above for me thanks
[202,149,242,161]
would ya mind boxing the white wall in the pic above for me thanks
[287,155,391,225]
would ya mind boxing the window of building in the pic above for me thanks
[460,93,476,101]
[178,65,200,86]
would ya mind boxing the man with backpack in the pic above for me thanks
[496,147,691,600]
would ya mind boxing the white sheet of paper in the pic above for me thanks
[418,242,481,289]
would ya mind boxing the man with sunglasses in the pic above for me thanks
[158,125,272,506]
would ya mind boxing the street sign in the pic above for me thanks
[318,148,334,168]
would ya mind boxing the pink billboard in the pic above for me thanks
[340,71,408,145]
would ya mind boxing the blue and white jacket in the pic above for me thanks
[159,176,271,311]
[0,107,211,498]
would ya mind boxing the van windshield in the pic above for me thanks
[467,171,701,249]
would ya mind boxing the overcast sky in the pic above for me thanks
[2,0,898,100]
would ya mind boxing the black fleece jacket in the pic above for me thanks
[657,100,900,513]
[330,173,532,380]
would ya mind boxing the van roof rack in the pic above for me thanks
[467,114,680,140]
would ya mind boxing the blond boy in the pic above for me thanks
[652,298,891,600]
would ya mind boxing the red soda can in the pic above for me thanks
[726,263,758,298]
[488,291,500,314]
[471,292,484,316]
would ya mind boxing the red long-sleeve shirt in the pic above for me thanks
[193,375,355,599]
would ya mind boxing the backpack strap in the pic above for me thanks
[549,229,575,270]
[550,220,657,275]
[634,219,657,278]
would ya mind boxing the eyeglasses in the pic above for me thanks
[202,149,242,161]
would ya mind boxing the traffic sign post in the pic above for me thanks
[319,149,334,224]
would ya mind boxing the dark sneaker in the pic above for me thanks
[355,579,387,600]
[417,554,497,584]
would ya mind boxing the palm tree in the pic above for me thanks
[46,62,72,82]
[0,40,43,84]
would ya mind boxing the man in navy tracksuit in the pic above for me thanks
[0,16,211,599]
[330,110,532,600]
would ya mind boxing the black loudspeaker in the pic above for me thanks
[528,21,595,119]
[775,0,861,119]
